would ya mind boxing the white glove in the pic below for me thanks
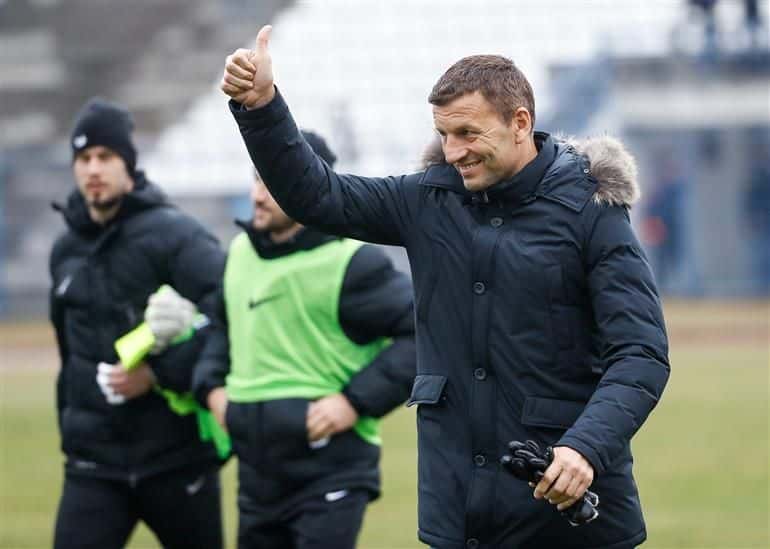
[96,362,126,405]
[145,286,197,354]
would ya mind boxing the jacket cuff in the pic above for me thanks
[199,382,226,409]
[554,436,606,476]
[192,361,227,408]
[341,385,368,417]
[145,357,170,388]
[229,86,288,127]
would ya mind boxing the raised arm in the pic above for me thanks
[221,25,420,246]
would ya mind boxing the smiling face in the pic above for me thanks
[433,91,534,192]
[73,145,134,221]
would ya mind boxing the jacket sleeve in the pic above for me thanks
[230,90,420,247]
[146,221,226,393]
[339,244,416,418]
[49,241,68,429]
[557,204,670,475]
[192,284,230,408]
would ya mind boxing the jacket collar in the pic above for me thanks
[235,220,339,259]
[419,132,556,205]
[485,132,555,204]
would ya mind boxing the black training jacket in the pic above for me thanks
[192,222,416,503]
[228,90,670,549]
[49,173,225,481]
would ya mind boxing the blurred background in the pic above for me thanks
[0,0,768,548]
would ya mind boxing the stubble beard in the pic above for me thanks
[88,195,123,211]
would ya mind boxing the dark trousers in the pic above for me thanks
[237,488,369,549]
[429,545,638,549]
[53,465,222,549]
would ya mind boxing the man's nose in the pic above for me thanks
[443,135,466,164]
[86,158,103,174]
[252,185,268,203]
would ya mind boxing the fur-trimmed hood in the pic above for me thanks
[420,133,640,207]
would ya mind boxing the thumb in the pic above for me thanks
[256,25,272,53]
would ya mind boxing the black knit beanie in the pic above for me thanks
[302,130,337,168]
[70,98,137,175]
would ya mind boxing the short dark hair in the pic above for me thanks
[428,55,535,127]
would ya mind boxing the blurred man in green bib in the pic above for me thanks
[193,131,416,549]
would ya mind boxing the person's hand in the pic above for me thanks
[220,25,276,109]
[110,362,156,400]
[207,387,228,430]
[533,446,594,511]
[96,362,126,405]
[306,393,358,442]
[145,286,197,354]
[97,362,156,403]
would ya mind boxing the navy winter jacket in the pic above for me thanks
[230,91,670,549]
[50,175,225,480]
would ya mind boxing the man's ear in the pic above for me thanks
[512,107,533,144]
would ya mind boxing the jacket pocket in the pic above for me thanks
[408,375,448,448]
[521,396,585,430]
[406,374,448,407]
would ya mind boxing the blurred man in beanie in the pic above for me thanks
[192,131,416,549]
[49,97,227,549]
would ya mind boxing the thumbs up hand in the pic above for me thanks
[221,25,275,109]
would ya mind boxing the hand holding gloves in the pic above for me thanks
[500,440,599,527]
[96,361,157,405]
[96,362,126,405]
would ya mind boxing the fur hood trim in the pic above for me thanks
[565,135,640,207]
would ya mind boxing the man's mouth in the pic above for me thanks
[457,160,481,175]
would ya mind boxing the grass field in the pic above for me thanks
[1,301,767,548]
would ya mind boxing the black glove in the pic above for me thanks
[500,440,599,527]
